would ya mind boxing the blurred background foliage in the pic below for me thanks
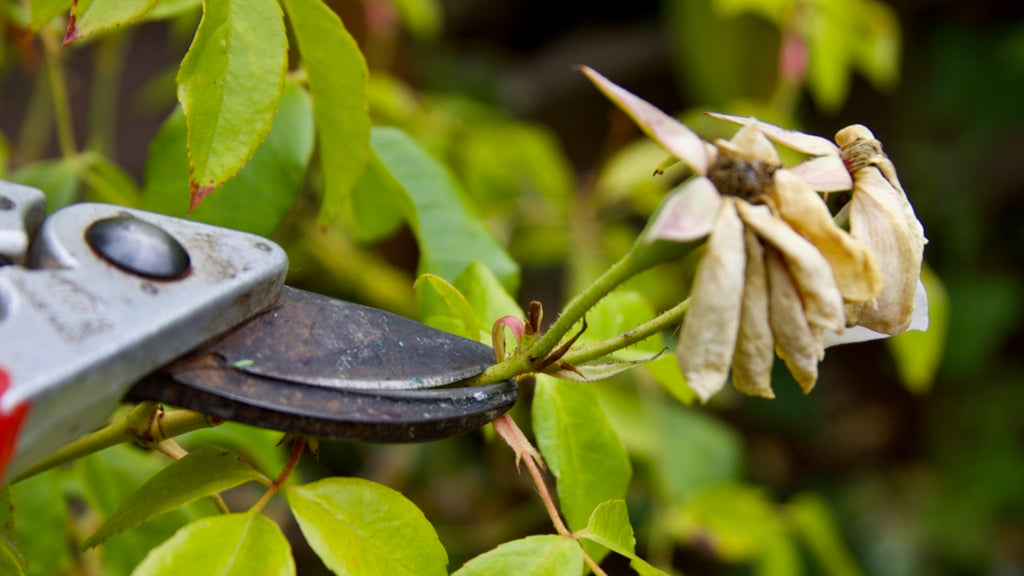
[2,0,1022,574]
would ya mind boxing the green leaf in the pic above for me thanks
[786,494,864,576]
[346,149,405,242]
[665,0,779,105]
[454,262,523,332]
[546,354,662,383]
[851,0,901,90]
[370,126,520,293]
[11,158,80,212]
[131,512,294,576]
[459,123,573,215]
[179,421,289,478]
[29,0,72,30]
[806,0,856,112]
[712,0,792,24]
[887,266,948,394]
[77,444,216,576]
[648,403,743,503]
[416,262,523,345]
[83,154,141,207]
[532,376,632,535]
[391,0,441,41]
[674,483,784,561]
[0,487,25,576]
[281,0,370,224]
[144,0,201,21]
[415,273,481,341]
[143,82,314,235]
[578,290,662,361]
[284,477,447,576]
[577,500,634,554]
[84,446,265,549]
[11,470,72,576]
[643,354,697,405]
[65,0,156,44]
[452,535,583,576]
[175,0,287,208]
[577,500,670,576]
[758,534,803,576]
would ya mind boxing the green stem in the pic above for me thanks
[528,246,647,362]
[466,240,695,386]
[41,30,76,159]
[87,32,130,157]
[561,297,690,366]
[12,405,221,483]
[17,64,55,162]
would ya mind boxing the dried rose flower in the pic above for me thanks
[581,66,919,401]
[707,114,929,342]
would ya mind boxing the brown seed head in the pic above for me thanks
[708,150,776,203]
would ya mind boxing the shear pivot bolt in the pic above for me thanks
[86,216,191,279]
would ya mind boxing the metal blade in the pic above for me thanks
[206,286,496,391]
[128,354,517,442]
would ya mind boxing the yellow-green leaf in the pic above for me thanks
[370,126,520,293]
[284,477,447,576]
[143,82,314,235]
[0,487,25,576]
[786,494,864,576]
[452,535,583,576]
[453,262,523,338]
[10,471,72,576]
[84,447,264,549]
[281,0,370,224]
[131,512,294,576]
[175,0,287,209]
[415,273,482,341]
[64,0,157,44]
[29,0,71,30]
[644,354,697,405]
[11,158,81,212]
[577,500,670,576]
[533,376,632,535]
[887,266,948,394]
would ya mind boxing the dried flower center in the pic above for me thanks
[708,151,776,202]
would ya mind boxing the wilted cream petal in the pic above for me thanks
[835,125,927,334]
[644,177,723,243]
[706,112,839,157]
[716,120,780,165]
[771,169,882,303]
[678,200,746,402]
[765,247,821,393]
[847,167,927,333]
[790,154,853,193]
[581,66,709,174]
[731,227,775,398]
[837,125,923,235]
[908,277,930,332]
[734,201,846,332]
[824,278,930,346]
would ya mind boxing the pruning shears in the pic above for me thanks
[0,182,517,484]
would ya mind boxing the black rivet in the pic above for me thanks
[86,216,191,279]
